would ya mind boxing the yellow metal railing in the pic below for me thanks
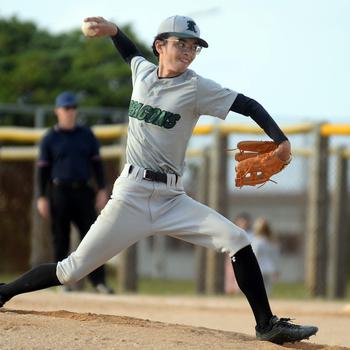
[0,124,128,143]
[1,122,349,161]
[2,122,350,143]
[321,124,350,136]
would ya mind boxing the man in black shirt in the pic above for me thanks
[36,91,113,294]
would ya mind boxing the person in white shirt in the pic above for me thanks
[251,217,280,295]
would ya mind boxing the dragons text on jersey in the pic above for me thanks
[129,100,181,129]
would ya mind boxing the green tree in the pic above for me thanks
[0,16,154,107]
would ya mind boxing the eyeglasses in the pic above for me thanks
[165,39,202,55]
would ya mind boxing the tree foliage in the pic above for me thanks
[0,16,154,107]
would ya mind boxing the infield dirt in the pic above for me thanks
[1,291,349,349]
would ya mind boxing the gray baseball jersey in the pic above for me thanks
[127,56,238,175]
[56,56,249,285]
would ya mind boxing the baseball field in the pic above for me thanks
[1,291,349,349]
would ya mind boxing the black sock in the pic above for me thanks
[232,245,273,329]
[0,263,61,302]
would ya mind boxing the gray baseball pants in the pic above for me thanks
[57,164,250,284]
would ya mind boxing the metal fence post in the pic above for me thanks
[206,128,228,294]
[30,107,52,267]
[327,146,348,298]
[117,135,138,292]
[34,107,46,128]
[195,148,210,294]
[306,123,329,296]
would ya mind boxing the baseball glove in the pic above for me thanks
[234,141,291,187]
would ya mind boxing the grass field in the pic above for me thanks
[2,270,350,299]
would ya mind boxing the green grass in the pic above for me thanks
[2,270,350,300]
[138,278,195,295]
[104,267,195,294]
[270,282,310,299]
[270,280,350,300]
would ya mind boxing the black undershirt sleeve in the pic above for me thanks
[230,93,288,144]
[37,166,51,197]
[110,29,143,64]
[91,160,106,189]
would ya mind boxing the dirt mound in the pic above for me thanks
[0,308,340,350]
[0,291,349,349]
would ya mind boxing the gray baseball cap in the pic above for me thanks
[157,15,208,48]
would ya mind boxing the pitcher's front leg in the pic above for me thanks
[57,197,151,284]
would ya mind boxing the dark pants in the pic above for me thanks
[49,183,106,287]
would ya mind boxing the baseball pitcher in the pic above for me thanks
[0,15,317,344]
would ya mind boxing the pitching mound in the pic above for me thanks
[0,291,349,349]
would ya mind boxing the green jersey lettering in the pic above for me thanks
[128,100,181,129]
[163,113,181,129]
[138,105,153,120]
[145,108,162,124]
[129,100,144,118]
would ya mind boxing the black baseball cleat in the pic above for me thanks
[256,316,318,344]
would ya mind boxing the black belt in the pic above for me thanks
[129,165,177,184]
[52,179,88,189]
